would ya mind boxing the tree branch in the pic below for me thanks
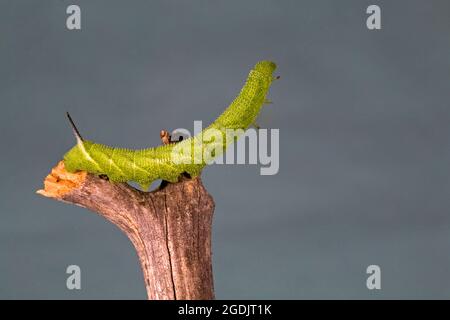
[37,131,216,300]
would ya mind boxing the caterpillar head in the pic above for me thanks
[253,61,277,78]
[252,61,278,92]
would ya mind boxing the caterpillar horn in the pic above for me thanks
[66,112,84,143]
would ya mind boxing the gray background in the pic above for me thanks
[0,0,449,299]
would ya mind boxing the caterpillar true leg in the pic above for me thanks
[252,121,261,130]
[160,130,171,145]
[160,129,185,144]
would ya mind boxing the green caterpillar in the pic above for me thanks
[63,60,277,190]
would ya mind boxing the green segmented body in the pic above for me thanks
[63,61,277,190]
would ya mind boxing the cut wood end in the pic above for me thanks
[36,161,87,198]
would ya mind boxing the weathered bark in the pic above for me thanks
[37,160,215,300]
